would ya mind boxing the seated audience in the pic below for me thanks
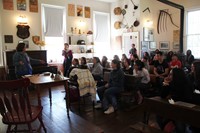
[79,57,88,69]
[130,54,139,68]
[122,58,133,75]
[166,51,174,63]
[101,56,110,68]
[185,49,194,72]
[67,58,79,77]
[158,68,193,133]
[95,59,124,114]
[169,54,182,69]
[133,60,150,104]
[91,57,103,81]
[142,57,150,71]
[153,51,169,91]
[143,52,150,62]
[113,55,120,61]
[121,54,128,68]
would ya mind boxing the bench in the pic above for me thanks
[130,122,165,133]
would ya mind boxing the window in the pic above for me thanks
[187,10,200,58]
[42,4,66,63]
[93,11,111,59]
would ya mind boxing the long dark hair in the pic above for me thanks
[112,59,121,69]
[134,60,144,71]
[16,43,25,52]
[81,57,87,65]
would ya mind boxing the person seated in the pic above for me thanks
[153,51,169,92]
[158,68,193,133]
[67,58,79,77]
[122,58,133,75]
[130,54,139,69]
[95,59,124,114]
[185,49,195,72]
[101,56,110,68]
[90,57,103,81]
[121,54,128,68]
[133,60,150,104]
[113,55,120,61]
[142,57,150,72]
[169,54,182,69]
[143,52,150,62]
[79,57,88,69]
[166,51,174,64]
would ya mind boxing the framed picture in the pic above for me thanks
[143,27,154,41]
[141,41,149,50]
[84,6,90,18]
[159,41,169,50]
[77,5,83,17]
[29,0,38,12]
[68,4,75,16]
[19,40,29,48]
[17,0,26,11]
[173,42,180,49]
[4,35,13,43]
[149,41,156,50]
[3,0,14,10]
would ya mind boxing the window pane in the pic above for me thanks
[187,10,200,58]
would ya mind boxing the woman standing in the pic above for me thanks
[62,43,73,76]
[13,42,45,78]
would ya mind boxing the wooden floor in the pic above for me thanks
[0,86,158,133]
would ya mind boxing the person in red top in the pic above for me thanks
[62,43,73,76]
[169,54,182,69]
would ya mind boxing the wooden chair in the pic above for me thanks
[0,78,46,133]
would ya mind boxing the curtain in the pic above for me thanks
[94,14,109,42]
[44,6,64,37]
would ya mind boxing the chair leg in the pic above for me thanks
[38,116,47,133]
[6,124,11,133]
[28,123,33,133]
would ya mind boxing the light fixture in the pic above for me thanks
[144,20,153,27]
[79,20,86,27]
[17,15,28,25]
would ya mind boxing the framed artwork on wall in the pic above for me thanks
[29,0,38,12]
[4,35,13,43]
[173,42,180,49]
[143,27,154,41]
[3,0,14,10]
[159,41,169,50]
[141,41,149,50]
[77,5,83,17]
[68,4,75,16]
[17,0,26,11]
[85,6,90,18]
[149,41,156,50]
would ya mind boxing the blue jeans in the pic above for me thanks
[97,86,121,110]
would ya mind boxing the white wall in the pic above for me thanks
[0,0,110,51]
[0,0,3,66]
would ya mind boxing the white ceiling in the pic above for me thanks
[95,0,119,3]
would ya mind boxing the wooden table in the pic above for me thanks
[26,74,70,117]
[143,96,200,128]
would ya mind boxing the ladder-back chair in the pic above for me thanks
[0,78,46,133]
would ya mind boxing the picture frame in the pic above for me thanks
[143,27,154,41]
[84,6,90,18]
[149,41,157,50]
[173,42,180,49]
[17,0,26,11]
[141,41,149,50]
[4,35,13,43]
[77,5,83,17]
[68,4,75,16]
[159,41,169,50]
[29,0,38,12]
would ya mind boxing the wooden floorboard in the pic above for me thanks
[0,86,159,133]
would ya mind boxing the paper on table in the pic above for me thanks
[24,75,32,77]
[174,101,196,108]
